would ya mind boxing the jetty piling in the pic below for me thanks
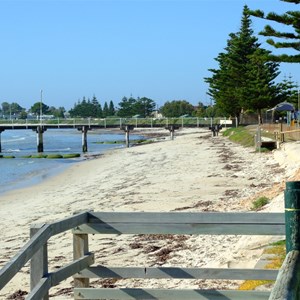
[36,126,46,153]
[165,125,179,140]
[122,125,134,148]
[0,129,4,152]
[80,126,89,153]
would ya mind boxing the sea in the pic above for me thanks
[0,128,143,195]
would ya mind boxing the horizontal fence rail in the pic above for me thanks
[0,210,290,300]
[74,211,286,235]
[74,288,271,300]
[77,266,279,281]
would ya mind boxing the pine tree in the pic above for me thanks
[249,1,300,62]
[205,6,259,118]
[117,97,137,117]
[205,6,279,122]
[103,102,109,117]
[277,74,299,106]
[135,97,156,117]
[108,100,115,116]
[205,5,281,122]
[241,48,280,123]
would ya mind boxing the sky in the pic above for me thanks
[0,0,299,111]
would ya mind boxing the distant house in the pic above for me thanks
[151,110,163,118]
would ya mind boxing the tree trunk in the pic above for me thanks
[257,109,263,125]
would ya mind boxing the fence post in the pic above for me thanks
[285,181,300,253]
[30,224,49,300]
[73,233,89,287]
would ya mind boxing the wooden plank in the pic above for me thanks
[73,223,285,235]
[48,211,89,236]
[73,233,90,287]
[269,250,300,300]
[76,266,278,280]
[0,224,51,290]
[30,225,49,300]
[19,253,93,300]
[25,277,51,300]
[51,253,94,286]
[74,288,270,300]
[280,129,300,134]
[88,212,284,224]
[0,211,88,290]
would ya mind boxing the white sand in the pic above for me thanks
[1,128,299,298]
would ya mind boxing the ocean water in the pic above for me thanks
[0,129,142,194]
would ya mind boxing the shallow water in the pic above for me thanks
[0,129,142,194]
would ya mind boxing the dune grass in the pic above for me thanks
[222,126,255,147]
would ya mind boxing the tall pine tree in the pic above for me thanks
[108,100,115,116]
[249,1,300,62]
[205,5,281,123]
[102,102,109,117]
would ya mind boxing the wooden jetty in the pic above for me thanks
[0,117,236,153]
[1,181,300,299]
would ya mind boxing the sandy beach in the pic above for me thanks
[1,127,299,299]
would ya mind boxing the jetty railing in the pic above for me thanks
[1,181,300,299]
[0,117,237,129]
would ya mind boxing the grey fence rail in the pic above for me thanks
[1,181,300,300]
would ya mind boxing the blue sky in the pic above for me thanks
[0,0,299,110]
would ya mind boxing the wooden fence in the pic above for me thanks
[1,181,300,299]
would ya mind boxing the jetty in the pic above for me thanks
[0,117,236,153]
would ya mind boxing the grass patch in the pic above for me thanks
[222,126,255,147]
[1,155,15,158]
[238,279,272,291]
[251,196,270,211]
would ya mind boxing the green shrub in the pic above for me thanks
[252,196,270,210]
[3,155,15,158]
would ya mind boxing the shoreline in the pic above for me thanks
[0,128,298,298]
